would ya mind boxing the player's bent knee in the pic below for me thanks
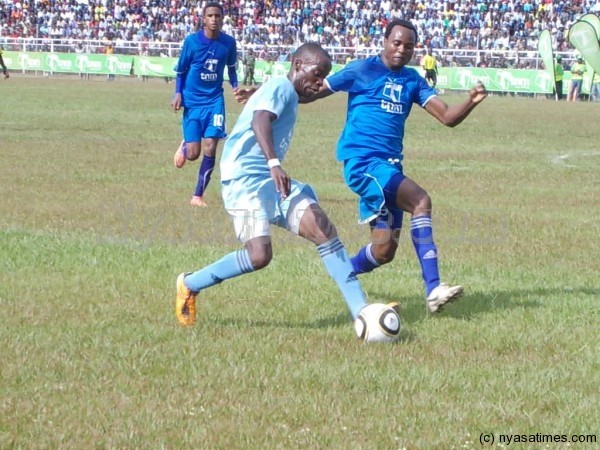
[413,193,432,215]
[372,244,397,265]
[187,150,201,161]
[296,203,338,245]
[186,143,202,161]
[310,225,337,246]
[376,254,395,265]
[245,240,273,270]
[249,252,272,270]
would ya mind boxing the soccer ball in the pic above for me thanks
[354,303,401,343]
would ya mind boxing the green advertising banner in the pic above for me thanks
[432,67,555,94]
[537,29,556,94]
[2,51,133,75]
[1,50,592,95]
[579,13,600,40]
[569,20,600,75]
[133,56,176,77]
[235,60,345,83]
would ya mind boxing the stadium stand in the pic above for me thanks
[1,0,599,66]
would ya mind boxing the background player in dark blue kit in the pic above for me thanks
[171,2,238,207]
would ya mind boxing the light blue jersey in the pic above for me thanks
[175,30,238,108]
[326,56,437,162]
[221,76,299,182]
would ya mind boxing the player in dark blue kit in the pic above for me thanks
[306,19,488,313]
[171,2,238,207]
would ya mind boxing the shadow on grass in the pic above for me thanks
[209,312,351,331]
[368,285,600,324]
[197,286,595,344]
[208,313,419,344]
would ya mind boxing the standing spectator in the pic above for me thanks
[421,47,438,88]
[171,2,239,208]
[0,46,10,79]
[139,47,149,83]
[567,55,587,102]
[554,56,564,101]
[105,43,115,81]
[243,48,256,85]
[75,43,90,80]
[160,51,172,84]
[591,72,600,103]
[262,57,274,84]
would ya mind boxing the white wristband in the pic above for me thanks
[267,158,281,169]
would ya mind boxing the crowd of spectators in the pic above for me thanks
[1,0,599,63]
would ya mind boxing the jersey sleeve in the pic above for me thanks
[174,37,191,75]
[415,74,438,107]
[227,38,238,88]
[325,59,363,93]
[227,38,237,67]
[251,79,294,119]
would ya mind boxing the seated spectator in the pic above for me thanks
[0,0,590,61]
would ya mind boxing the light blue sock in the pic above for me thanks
[410,215,440,296]
[184,249,254,293]
[318,237,367,320]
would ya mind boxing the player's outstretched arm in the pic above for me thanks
[298,84,334,104]
[251,110,291,198]
[234,87,259,103]
[235,82,335,104]
[425,82,487,127]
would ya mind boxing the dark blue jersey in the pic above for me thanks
[326,56,437,162]
[175,30,237,108]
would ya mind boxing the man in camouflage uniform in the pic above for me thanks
[243,49,256,85]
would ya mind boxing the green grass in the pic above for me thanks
[1,76,599,449]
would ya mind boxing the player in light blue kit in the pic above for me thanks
[171,2,238,207]
[308,19,488,313]
[174,43,370,328]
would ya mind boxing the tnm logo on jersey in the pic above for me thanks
[202,54,219,81]
[381,80,404,114]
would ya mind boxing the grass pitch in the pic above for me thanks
[1,76,599,449]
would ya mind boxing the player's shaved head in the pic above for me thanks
[292,43,331,65]
[288,42,332,100]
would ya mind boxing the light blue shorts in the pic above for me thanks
[343,157,406,226]
[222,175,318,242]
[182,99,227,143]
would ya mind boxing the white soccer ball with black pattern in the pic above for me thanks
[354,303,401,343]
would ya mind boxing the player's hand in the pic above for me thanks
[470,81,488,104]
[270,166,291,199]
[234,87,258,104]
[171,93,182,112]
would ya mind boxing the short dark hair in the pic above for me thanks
[203,2,223,15]
[384,19,418,43]
[293,42,331,63]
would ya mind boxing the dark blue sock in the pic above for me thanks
[410,215,440,296]
[195,155,215,197]
[181,142,188,160]
[351,243,380,275]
